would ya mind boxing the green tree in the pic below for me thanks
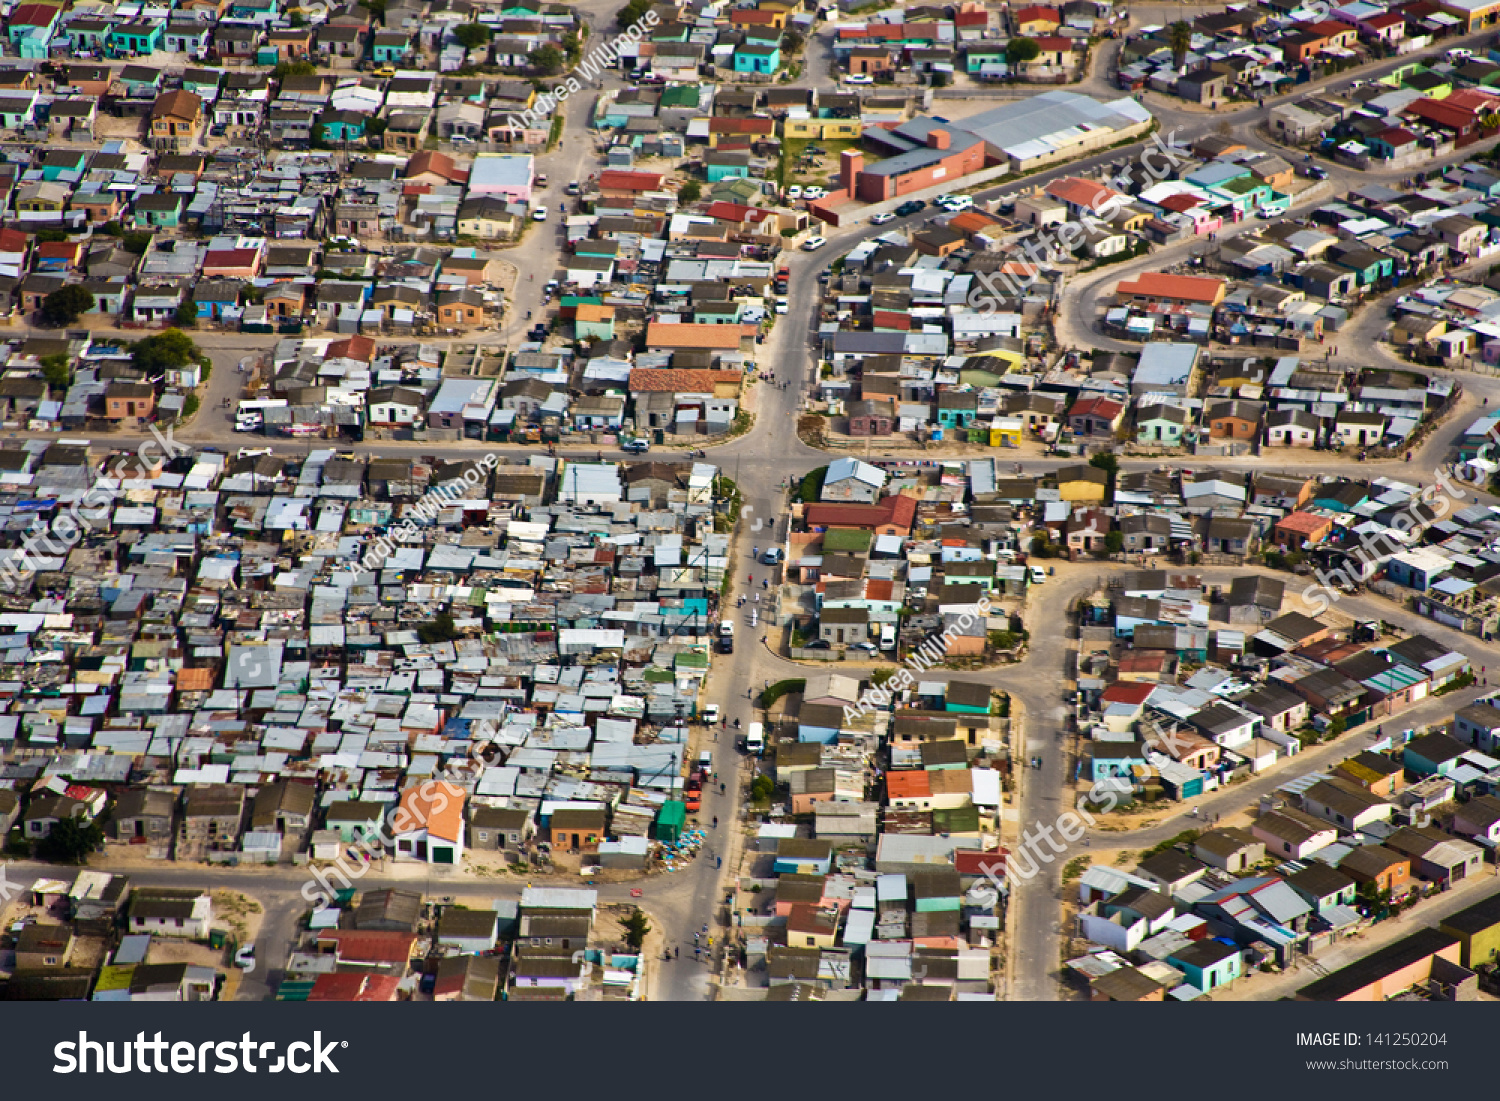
[1168,21,1193,70]
[181,394,201,422]
[417,612,458,644]
[1328,715,1347,738]
[1005,37,1040,66]
[870,667,895,686]
[34,228,70,243]
[622,907,651,949]
[453,21,491,51]
[617,0,650,29]
[529,44,565,74]
[39,352,71,391]
[679,179,702,203]
[274,60,318,79]
[175,301,199,328]
[122,231,154,255]
[132,328,200,375]
[1104,530,1124,555]
[39,815,104,864]
[750,775,776,803]
[40,285,95,327]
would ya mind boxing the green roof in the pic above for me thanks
[675,651,709,670]
[94,964,135,992]
[643,667,675,683]
[660,85,699,107]
[822,528,873,554]
[658,800,687,826]
[276,978,316,1001]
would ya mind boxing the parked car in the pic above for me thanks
[760,547,784,565]
[702,704,720,725]
[532,206,548,221]
[801,235,828,251]
[805,639,831,649]
[621,437,651,453]
[566,181,581,195]
[870,211,896,225]
[785,185,803,200]
[895,199,926,217]
[803,186,827,200]
[850,641,877,652]
[844,73,874,84]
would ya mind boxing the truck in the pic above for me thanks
[235,399,286,432]
[774,264,789,293]
[684,771,703,812]
[745,721,764,756]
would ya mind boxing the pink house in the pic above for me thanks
[202,246,262,279]
[1355,11,1406,44]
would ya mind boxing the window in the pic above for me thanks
[175,918,184,927]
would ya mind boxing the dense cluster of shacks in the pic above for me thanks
[0,868,630,1001]
[748,671,1010,1001]
[1069,567,1500,1001]
[0,443,742,998]
[1118,0,1477,105]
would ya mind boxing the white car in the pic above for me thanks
[785,185,803,200]
[803,186,827,200]
[775,298,788,314]
[844,73,874,84]
[237,447,273,459]
[702,704,720,725]
[532,206,548,221]
[870,212,896,225]
[937,195,973,213]
[801,235,828,251]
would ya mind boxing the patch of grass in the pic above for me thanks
[1062,856,1090,883]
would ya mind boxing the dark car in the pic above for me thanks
[717,636,734,654]
[805,639,831,650]
[895,200,927,217]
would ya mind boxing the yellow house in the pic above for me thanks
[783,118,863,141]
[1111,206,1152,233]
[786,904,841,949]
[989,416,1023,448]
[1056,464,1108,503]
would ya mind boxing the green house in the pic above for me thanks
[109,20,165,57]
[655,800,686,842]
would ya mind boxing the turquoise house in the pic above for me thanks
[15,26,52,60]
[1334,249,1394,286]
[1168,940,1242,992]
[966,45,1007,73]
[319,110,367,143]
[705,154,749,182]
[182,71,224,99]
[1209,176,1272,216]
[1135,405,1187,445]
[7,7,60,45]
[1402,731,1468,779]
[109,20,166,57]
[733,42,781,74]
[40,150,88,182]
[373,31,414,63]
[1087,743,1147,783]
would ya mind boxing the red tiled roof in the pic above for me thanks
[644,321,750,349]
[10,4,60,27]
[1365,12,1405,28]
[1069,395,1124,419]
[709,116,775,135]
[1116,272,1224,303]
[326,334,376,362]
[628,367,741,392]
[597,170,664,192]
[955,11,990,26]
[874,310,911,330]
[315,930,417,964]
[0,228,27,254]
[308,973,401,1002]
[703,201,755,222]
[954,848,1008,876]
[203,248,260,270]
[1276,511,1332,535]
[1045,176,1125,210]
[1158,193,1206,213]
[1405,97,1477,131]
[1032,35,1073,50]
[865,577,895,601]
[1101,681,1155,706]
[1014,5,1060,23]
[1374,126,1419,146]
[804,495,916,531]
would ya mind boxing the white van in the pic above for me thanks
[745,721,764,755]
[1030,566,1047,585]
[879,623,896,651]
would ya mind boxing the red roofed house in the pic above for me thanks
[709,116,776,147]
[1404,97,1482,140]
[1155,191,1223,236]
[1045,176,1127,218]
[1370,126,1421,160]
[597,170,664,200]
[1068,395,1127,437]
[403,150,467,186]
[628,368,743,435]
[308,973,401,1002]
[1306,19,1359,48]
[730,7,785,28]
[1357,10,1406,43]
[1274,511,1335,548]
[802,495,917,537]
[315,929,419,965]
[644,321,753,354]
[1115,272,1226,308]
[1013,4,1061,33]
[202,246,263,280]
[0,227,29,274]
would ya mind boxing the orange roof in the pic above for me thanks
[397,781,464,844]
[886,770,932,799]
[1116,272,1224,303]
[1276,511,1332,535]
[404,149,467,184]
[176,667,214,691]
[598,170,664,192]
[865,577,895,602]
[645,321,749,350]
[709,117,775,135]
[326,334,376,362]
[575,303,614,322]
[1033,35,1073,50]
[1045,176,1125,211]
